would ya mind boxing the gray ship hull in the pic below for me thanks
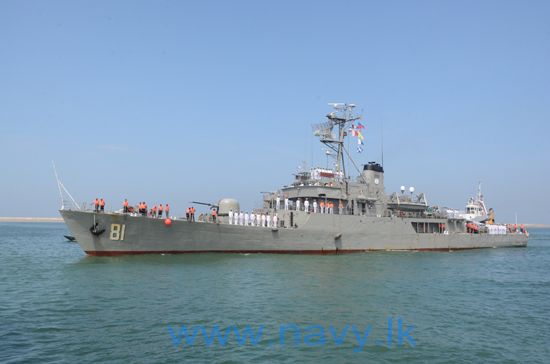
[60,210,528,256]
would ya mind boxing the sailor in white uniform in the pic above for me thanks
[304,199,309,213]
[256,213,261,226]
[244,212,249,226]
[250,213,255,226]
[276,196,281,210]
[261,214,266,227]
[313,200,318,213]
[273,214,278,228]
[228,209,234,224]
[284,197,289,211]
[266,214,271,228]
[296,199,301,211]
[239,211,244,226]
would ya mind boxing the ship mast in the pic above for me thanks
[312,103,361,178]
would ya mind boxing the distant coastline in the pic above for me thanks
[0,217,63,223]
[525,224,550,228]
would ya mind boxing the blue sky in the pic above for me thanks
[1,0,549,223]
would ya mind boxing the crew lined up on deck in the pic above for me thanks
[466,222,527,235]
[227,209,279,228]
[185,207,196,222]
[132,201,170,218]
[270,194,344,214]
[91,198,174,219]
[294,198,342,214]
[93,198,105,213]
[92,197,349,225]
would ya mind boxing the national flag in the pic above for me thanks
[356,122,365,129]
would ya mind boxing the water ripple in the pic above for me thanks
[1,223,549,363]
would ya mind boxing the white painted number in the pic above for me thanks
[110,224,126,241]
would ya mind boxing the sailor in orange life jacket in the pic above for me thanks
[211,208,217,223]
[152,205,157,218]
[165,204,170,218]
[94,198,99,213]
[123,199,129,213]
[320,201,325,214]
[191,206,196,222]
[158,204,163,219]
[99,198,105,212]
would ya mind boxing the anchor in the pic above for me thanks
[90,222,105,236]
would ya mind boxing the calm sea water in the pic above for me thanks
[1,222,549,363]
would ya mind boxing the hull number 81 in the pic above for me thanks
[110,224,126,241]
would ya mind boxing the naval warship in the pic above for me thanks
[59,104,528,255]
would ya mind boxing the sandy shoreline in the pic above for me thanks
[0,217,64,223]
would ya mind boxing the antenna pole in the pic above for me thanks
[52,161,81,211]
[312,103,361,182]
[381,119,384,168]
[52,161,64,210]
